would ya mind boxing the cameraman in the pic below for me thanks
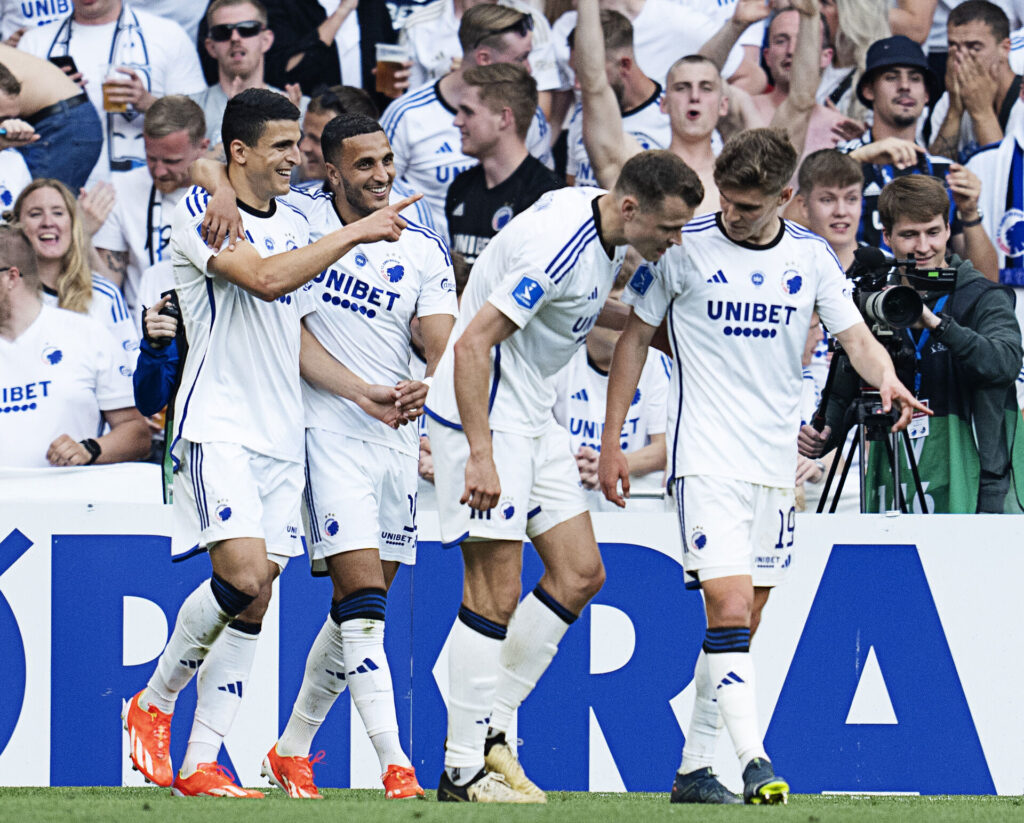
[800,175,1024,513]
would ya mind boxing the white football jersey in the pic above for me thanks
[1012,27,1024,74]
[552,344,670,510]
[566,87,671,187]
[40,273,138,358]
[169,187,315,464]
[93,166,185,319]
[0,304,134,468]
[623,213,862,487]
[426,186,627,435]
[282,185,457,458]
[380,79,553,237]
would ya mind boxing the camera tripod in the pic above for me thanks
[814,391,929,514]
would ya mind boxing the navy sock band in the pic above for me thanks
[209,574,255,617]
[457,604,507,640]
[703,626,751,654]
[532,585,577,625]
[228,619,261,635]
[330,587,387,624]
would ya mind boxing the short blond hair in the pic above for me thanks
[463,63,537,139]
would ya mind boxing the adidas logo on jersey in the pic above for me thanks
[217,681,244,697]
[571,389,589,401]
[863,181,882,197]
[452,202,465,216]
[706,270,728,284]
[587,287,599,300]
[436,142,454,154]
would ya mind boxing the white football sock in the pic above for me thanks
[143,580,230,714]
[341,618,410,771]
[704,650,767,767]
[489,591,571,736]
[444,615,503,783]
[181,624,259,773]
[276,617,348,757]
[680,650,723,774]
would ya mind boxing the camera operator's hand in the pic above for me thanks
[849,137,923,170]
[910,304,942,331]
[879,373,932,432]
[798,423,829,457]
[946,163,981,220]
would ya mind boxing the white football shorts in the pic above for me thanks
[174,439,305,568]
[673,475,795,588]
[427,416,588,547]
[303,428,418,570]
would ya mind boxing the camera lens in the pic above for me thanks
[859,286,923,329]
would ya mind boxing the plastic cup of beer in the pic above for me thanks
[375,43,409,98]
[102,65,129,113]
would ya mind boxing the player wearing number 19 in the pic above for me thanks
[599,128,927,805]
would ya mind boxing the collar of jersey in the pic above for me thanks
[237,198,277,219]
[592,196,613,260]
[714,212,785,250]
[622,81,663,118]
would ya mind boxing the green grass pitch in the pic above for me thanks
[1,789,1022,822]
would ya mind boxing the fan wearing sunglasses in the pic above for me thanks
[194,0,307,149]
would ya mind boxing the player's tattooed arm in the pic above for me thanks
[599,309,658,507]
[95,248,129,288]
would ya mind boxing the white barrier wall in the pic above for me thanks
[0,472,1020,794]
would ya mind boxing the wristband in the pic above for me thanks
[957,210,983,228]
[422,376,434,388]
[79,438,101,465]
[932,314,952,340]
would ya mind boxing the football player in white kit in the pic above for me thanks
[258,113,457,800]
[424,150,704,802]
[123,89,421,798]
[599,128,928,805]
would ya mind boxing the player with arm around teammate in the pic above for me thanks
[599,128,927,806]
[424,150,704,803]
[122,88,420,798]
[259,113,457,800]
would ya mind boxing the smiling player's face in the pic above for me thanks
[244,119,301,199]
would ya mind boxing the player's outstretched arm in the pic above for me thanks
[835,321,932,431]
[299,323,403,428]
[190,157,244,251]
[599,309,658,506]
[208,194,422,301]
[454,302,519,510]
[576,0,639,189]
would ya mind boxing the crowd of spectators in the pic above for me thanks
[1,0,1023,515]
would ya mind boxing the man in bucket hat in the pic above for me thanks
[838,35,999,279]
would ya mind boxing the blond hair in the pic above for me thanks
[13,179,93,315]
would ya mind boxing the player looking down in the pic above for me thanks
[599,128,927,805]
[424,149,703,802]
